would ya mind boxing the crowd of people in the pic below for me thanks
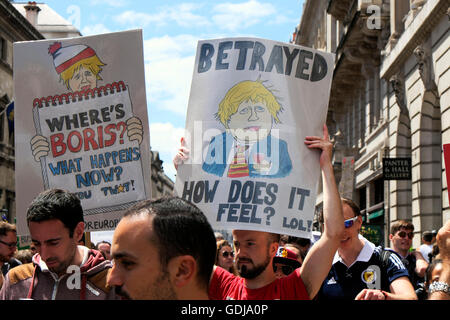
[0,124,449,301]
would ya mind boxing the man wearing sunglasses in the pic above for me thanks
[316,199,417,300]
[388,220,429,299]
[0,222,22,286]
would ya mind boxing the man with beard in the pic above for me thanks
[106,197,217,300]
[208,124,345,300]
[0,189,117,299]
[0,222,21,289]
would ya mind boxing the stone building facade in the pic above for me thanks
[0,1,81,225]
[0,0,43,223]
[12,1,81,39]
[295,0,449,247]
[150,150,174,199]
[1,1,174,225]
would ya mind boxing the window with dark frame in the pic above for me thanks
[0,108,4,143]
[359,186,367,212]
[374,178,384,205]
[0,38,6,61]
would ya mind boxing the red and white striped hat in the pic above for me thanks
[48,42,96,74]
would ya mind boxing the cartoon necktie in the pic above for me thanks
[227,145,249,178]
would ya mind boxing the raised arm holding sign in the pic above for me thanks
[174,124,344,299]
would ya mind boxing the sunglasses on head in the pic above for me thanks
[222,251,234,258]
[274,264,295,276]
[344,216,358,228]
[0,239,17,249]
[397,231,413,239]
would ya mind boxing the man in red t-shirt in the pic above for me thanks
[209,231,310,300]
[207,125,344,300]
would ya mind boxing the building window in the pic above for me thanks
[0,109,4,143]
[360,91,367,146]
[359,186,367,212]
[5,190,14,222]
[9,126,14,147]
[0,95,10,145]
[374,178,384,205]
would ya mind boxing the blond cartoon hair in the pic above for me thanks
[60,55,106,90]
[216,80,282,128]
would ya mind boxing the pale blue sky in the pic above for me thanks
[37,0,305,181]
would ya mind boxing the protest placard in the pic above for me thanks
[14,30,151,236]
[174,37,334,238]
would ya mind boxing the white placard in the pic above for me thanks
[14,30,151,234]
[175,37,334,239]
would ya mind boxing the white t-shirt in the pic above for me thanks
[419,244,433,263]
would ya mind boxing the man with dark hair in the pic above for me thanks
[0,189,117,299]
[106,196,217,300]
[388,220,428,299]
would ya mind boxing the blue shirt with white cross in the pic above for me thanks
[317,236,410,300]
